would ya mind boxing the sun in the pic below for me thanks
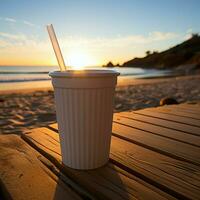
[66,49,95,69]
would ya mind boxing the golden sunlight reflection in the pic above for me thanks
[66,49,95,69]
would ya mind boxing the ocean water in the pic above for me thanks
[0,66,171,91]
[0,66,171,82]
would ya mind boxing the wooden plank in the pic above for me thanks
[149,106,200,120]
[49,122,200,165]
[110,137,200,200]
[49,123,58,130]
[21,128,177,200]
[157,105,200,116]
[112,122,200,166]
[21,128,176,200]
[133,109,200,127]
[113,115,200,147]
[0,134,81,200]
[22,127,200,200]
[171,106,200,114]
[178,104,200,111]
[117,112,200,136]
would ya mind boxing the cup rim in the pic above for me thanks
[49,69,120,78]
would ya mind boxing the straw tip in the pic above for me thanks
[47,23,52,26]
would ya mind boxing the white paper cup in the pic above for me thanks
[49,69,119,169]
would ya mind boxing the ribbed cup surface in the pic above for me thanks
[54,87,115,169]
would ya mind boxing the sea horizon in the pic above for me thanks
[0,65,171,82]
[0,65,172,91]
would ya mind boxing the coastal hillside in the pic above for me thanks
[122,34,200,69]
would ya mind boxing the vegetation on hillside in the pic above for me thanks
[123,33,200,69]
[104,34,200,70]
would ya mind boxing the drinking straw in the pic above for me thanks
[47,24,66,71]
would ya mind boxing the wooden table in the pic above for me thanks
[0,103,200,200]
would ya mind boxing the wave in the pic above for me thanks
[0,68,172,83]
[0,77,51,83]
[0,71,49,74]
[0,70,152,76]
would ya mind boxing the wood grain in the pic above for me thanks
[113,115,200,147]
[21,128,177,200]
[0,134,81,200]
[112,122,200,166]
[178,104,200,111]
[133,109,200,127]
[164,104,200,115]
[50,121,200,166]
[110,136,200,200]
[22,127,200,200]
[118,111,200,136]
[148,106,200,120]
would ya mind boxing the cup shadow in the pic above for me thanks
[53,161,131,200]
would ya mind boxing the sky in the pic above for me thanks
[0,0,200,67]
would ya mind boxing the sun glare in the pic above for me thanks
[66,49,95,69]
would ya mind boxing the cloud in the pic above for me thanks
[148,31,178,41]
[186,28,193,33]
[5,17,16,23]
[184,34,192,40]
[58,31,179,50]
[0,32,27,40]
[0,31,180,65]
[0,31,179,56]
[23,20,38,28]
[0,32,50,64]
[1,17,39,28]
[183,28,198,40]
[0,30,178,47]
[23,20,34,26]
[0,39,11,48]
[0,32,48,50]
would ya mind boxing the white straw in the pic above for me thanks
[47,24,66,71]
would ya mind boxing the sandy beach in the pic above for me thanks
[0,74,200,135]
